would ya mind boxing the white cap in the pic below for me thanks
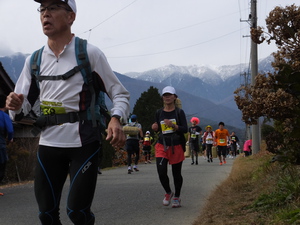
[162,86,177,97]
[34,0,77,13]
[146,131,150,134]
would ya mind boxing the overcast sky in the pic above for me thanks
[0,0,296,74]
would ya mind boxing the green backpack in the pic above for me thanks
[30,37,110,135]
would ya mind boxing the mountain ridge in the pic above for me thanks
[125,56,274,85]
[123,56,274,110]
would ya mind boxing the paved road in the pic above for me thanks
[0,157,233,225]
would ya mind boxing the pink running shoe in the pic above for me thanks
[163,192,174,206]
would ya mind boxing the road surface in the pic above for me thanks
[0,156,233,225]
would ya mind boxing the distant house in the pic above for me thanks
[0,62,36,138]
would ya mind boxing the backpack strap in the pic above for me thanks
[75,37,97,127]
[30,46,44,88]
[30,45,90,83]
[36,63,88,81]
[29,38,102,132]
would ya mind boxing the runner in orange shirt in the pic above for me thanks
[214,122,230,165]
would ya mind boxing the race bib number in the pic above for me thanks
[41,100,66,115]
[219,139,226,144]
[160,119,176,134]
[144,137,150,142]
[191,134,197,139]
[206,138,213,144]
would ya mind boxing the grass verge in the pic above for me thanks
[193,148,300,225]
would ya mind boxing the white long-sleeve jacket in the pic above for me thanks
[10,36,130,147]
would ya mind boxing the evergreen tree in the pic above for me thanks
[132,86,162,134]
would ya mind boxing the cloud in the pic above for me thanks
[0,0,297,73]
[0,45,13,57]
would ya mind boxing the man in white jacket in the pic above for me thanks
[6,0,129,224]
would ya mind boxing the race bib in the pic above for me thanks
[206,138,213,144]
[144,137,150,142]
[219,139,226,144]
[191,134,197,139]
[41,100,66,115]
[160,119,176,134]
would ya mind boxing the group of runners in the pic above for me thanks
[188,120,240,166]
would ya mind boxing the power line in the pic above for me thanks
[102,9,247,50]
[80,0,139,35]
[107,27,248,58]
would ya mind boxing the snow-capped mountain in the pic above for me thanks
[125,63,247,86]
[124,56,274,109]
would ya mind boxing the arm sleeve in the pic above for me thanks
[177,109,188,133]
[9,56,35,121]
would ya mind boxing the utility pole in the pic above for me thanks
[250,0,260,154]
[240,72,252,140]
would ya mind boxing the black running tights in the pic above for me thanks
[206,144,213,159]
[156,157,183,197]
[34,141,99,225]
[126,139,140,166]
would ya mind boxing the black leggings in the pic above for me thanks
[34,141,99,225]
[190,142,199,162]
[156,157,183,198]
[231,145,237,156]
[126,139,140,166]
[206,144,213,159]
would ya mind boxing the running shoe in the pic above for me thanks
[145,161,147,164]
[163,192,174,206]
[223,159,227,164]
[210,158,213,162]
[172,198,181,208]
[219,162,223,165]
[207,159,210,163]
[128,166,133,174]
[148,160,152,164]
[191,162,194,165]
[133,165,139,172]
[196,161,198,165]
[0,192,4,196]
